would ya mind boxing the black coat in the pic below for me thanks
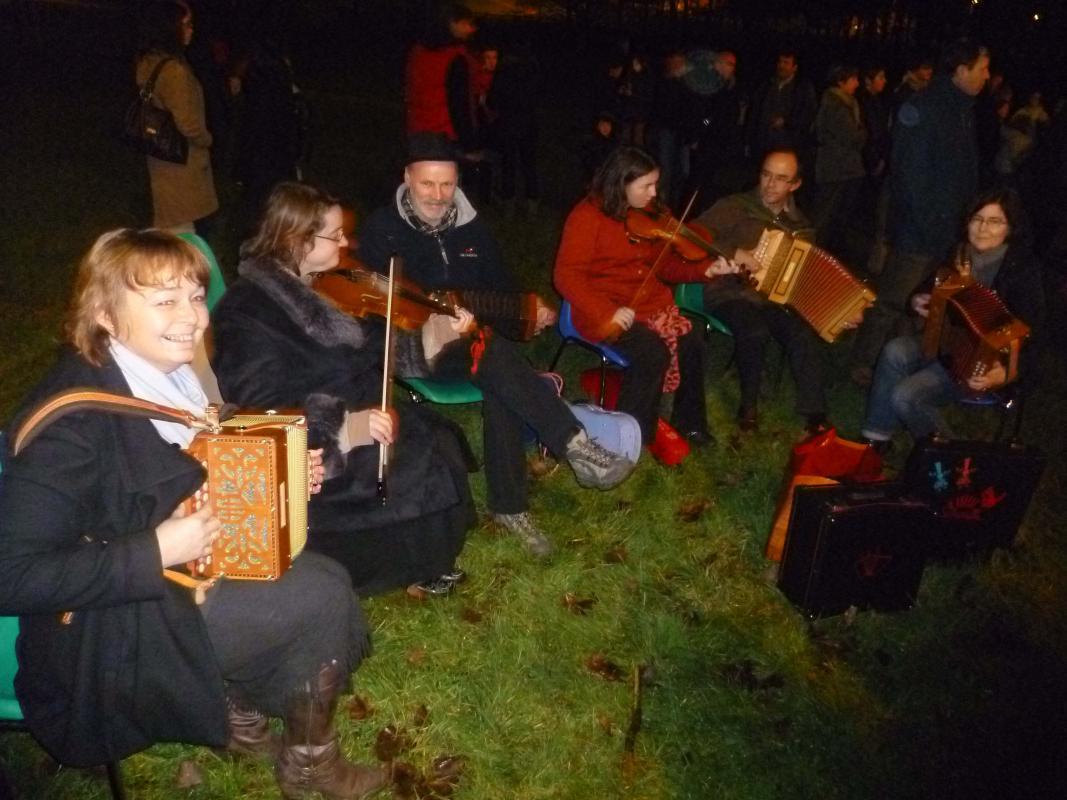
[0,351,227,767]
[210,257,466,532]
[889,76,979,257]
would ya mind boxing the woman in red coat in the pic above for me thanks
[554,145,737,447]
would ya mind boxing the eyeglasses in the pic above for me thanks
[760,170,797,185]
[315,230,346,243]
[969,215,1008,229]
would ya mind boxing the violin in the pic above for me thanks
[310,267,459,331]
[624,202,726,262]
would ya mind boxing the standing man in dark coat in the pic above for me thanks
[747,50,817,165]
[850,39,990,383]
[358,134,636,559]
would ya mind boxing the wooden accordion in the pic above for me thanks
[750,229,876,342]
[184,408,309,580]
[921,269,1030,387]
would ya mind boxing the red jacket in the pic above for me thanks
[405,43,473,140]
[554,198,711,342]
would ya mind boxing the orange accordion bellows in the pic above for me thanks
[751,229,876,342]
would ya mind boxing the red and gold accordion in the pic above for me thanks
[184,408,309,580]
[750,229,876,342]
[921,268,1030,386]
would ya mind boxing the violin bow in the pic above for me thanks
[627,189,700,311]
[377,255,399,504]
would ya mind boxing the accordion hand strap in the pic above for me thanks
[12,388,226,456]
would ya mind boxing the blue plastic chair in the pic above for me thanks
[0,441,126,799]
[548,301,631,406]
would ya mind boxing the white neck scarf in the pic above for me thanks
[109,339,208,447]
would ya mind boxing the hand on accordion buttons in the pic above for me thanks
[156,503,221,568]
[308,448,325,495]
[910,292,931,318]
[967,361,1007,392]
[705,256,738,279]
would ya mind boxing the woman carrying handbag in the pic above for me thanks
[134,1,218,235]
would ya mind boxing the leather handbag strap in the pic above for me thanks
[12,388,216,456]
[140,56,174,100]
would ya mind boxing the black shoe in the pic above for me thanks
[409,577,455,597]
[861,437,893,456]
[681,429,716,449]
[440,569,466,585]
[737,408,759,433]
[804,414,831,435]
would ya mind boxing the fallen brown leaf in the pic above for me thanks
[459,606,484,624]
[424,754,466,796]
[527,454,557,479]
[596,711,616,735]
[347,694,373,721]
[412,704,430,728]
[562,592,597,615]
[585,654,626,682]
[604,544,629,564]
[391,761,420,799]
[373,724,413,763]
[174,760,203,789]
[676,496,713,522]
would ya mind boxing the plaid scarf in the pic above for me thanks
[401,189,459,236]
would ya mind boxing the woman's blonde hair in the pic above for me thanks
[240,182,338,273]
[66,228,209,365]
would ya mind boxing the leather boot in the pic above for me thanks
[275,661,388,800]
[225,695,280,761]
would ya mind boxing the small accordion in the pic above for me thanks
[921,268,1030,387]
[12,392,309,587]
[751,229,876,342]
[184,408,309,580]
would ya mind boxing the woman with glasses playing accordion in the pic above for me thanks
[860,188,1046,449]
[0,229,386,798]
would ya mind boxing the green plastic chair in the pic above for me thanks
[177,232,226,311]
[396,376,483,405]
[674,283,733,338]
[0,441,127,799]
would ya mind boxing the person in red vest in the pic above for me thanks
[405,2,481,160]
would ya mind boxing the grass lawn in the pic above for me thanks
[1,5,1065,799]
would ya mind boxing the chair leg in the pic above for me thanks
[549,339,568,373]
[106,761,126,800]
[598,358,608,406]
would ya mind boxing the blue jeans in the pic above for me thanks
[861,335,960,440]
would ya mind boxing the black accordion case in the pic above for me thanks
[903,438,1046,560]
[778,482,930,618]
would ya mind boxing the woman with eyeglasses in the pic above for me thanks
[861,188,1046,448]
[211,182,475,598]
[135,1,218,234]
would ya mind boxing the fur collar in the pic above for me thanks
[237,256,367,350]
[236,255,429,378]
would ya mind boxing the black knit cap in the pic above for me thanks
[405,132,459,165]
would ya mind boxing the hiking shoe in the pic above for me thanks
[564,430,636,490]
[492,512,554,559]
